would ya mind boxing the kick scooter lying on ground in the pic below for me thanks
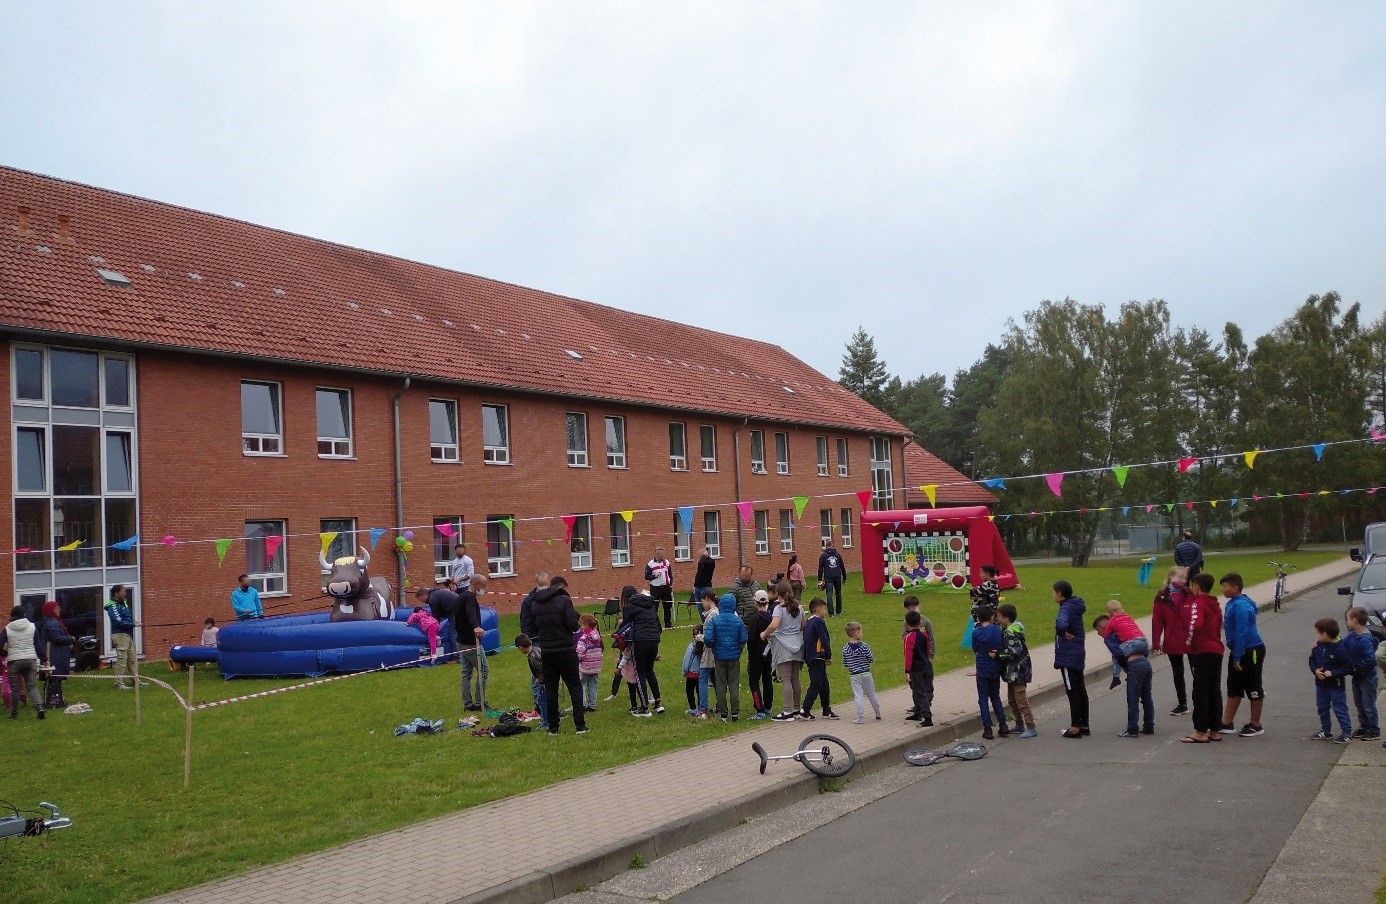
[752,734,856,777]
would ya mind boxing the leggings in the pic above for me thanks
[685,676,698,710]
[1061,667,1089,728]
[611,668,623,697]
[1168,653,1188,708]
[628,681,641,709]
[634,643,661,708]
[777,661,803,713]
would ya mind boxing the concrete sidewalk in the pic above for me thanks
[144,558,1359,904]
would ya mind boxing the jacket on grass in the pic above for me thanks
[704,594,749,661]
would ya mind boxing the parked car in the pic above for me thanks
[1338,558,1386,634]
[1348,521,1386,564]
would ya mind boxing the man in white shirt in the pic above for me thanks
[645,546,674,628]
[449,543,475,592]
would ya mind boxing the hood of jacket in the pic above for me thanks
[718,593,737,615]
[533,586,569,606]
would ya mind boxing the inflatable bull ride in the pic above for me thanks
[171,547,500,678]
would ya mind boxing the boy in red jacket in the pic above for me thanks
[1181,573,1226,743]
[1151,566,1191,715]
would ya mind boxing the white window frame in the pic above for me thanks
[241,380,284,456]
[246,519,288,596]
[12,344,48,404]
[816,436,829,476]
[316,387,354,458]
[487,515,514,577]
[673,514,691,562]
[704,511,721,559]
[700,424,717,472]
[102,354,135,411]
[571,514,594,570]
[837,438,849,477]
[750,430,766,474]
[605,416,627,469]
[820,509,833,547]
[841,508,854,548]
[482,403,510,464]
[774,431,790,475]
[319,518,358,574]
[429,399,460,463]
[779,509,794,553]
[609,513,631,567]
[433,516,463,584]
[668,421,688,471]
[566,412,589,467]
[754,509,769,555]
[14,425,48,496]
[870,436,893,509]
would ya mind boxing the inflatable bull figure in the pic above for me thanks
[321,547,394,622]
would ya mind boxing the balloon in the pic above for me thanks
[403,542,414,553]
[395,536,407,548]
[403,530,415,541]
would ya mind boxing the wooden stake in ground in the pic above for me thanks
[184,665,195,790]
[477,642,485,715]
[133,650,142,727]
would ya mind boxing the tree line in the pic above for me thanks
[839,292,1386,564]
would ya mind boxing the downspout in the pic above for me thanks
[392,377,412,592]
[898,434,911,510]
[733,418,748,565]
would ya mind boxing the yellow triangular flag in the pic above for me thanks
[320,531,338,556]
[1210,500,1218,508]
[987,515,995,522]
[620,510,636,523]
[920,484,938,507]
[57,540,83,552]
[1243,450,1259,469]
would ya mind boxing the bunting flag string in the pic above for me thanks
[56,540,84,552]
[561,515,577,545]
[1111,466,1129,488]
[214,538,233,565]
[1177,456,1199,474]
[676,506,694,534]
[919,484,938,507]
[1312,443,1327,462]
[264,535,284,562]
[319,532,338,557]
[792,495,810,519]
[433,522,456,538]
[369,527,387,549]
[855,490,873,510]
[112,535,139,551]
[981,477,1007,491]
[1244,450,1260,469]
[1044,473,1064,497]
[736,500,755,525]
[619,510,636,524]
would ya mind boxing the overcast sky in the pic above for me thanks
[3,3,1383,383]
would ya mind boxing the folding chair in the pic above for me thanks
[599,598,621,629]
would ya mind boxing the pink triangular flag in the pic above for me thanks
[434,522,456,538]
[1144,504,1155,514]
[1371,430,1386,442]
[1178,456,1199,474]
[264,535,284,561]
[736,501,754,525]
[1044,473,1064,497]
[561,515,577,544]
[1252,495,1263,502]
[160,535,178,548]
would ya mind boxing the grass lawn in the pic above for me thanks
[0,550,1340,903]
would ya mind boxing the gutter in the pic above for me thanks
[391,377,411,591]
[733,419,747,564]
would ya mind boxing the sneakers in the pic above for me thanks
[576,728,589,735]
[654,704,666,714]
[1019,728,1037,739]
[919,719,934,727]
[1363,731,1382,740]
[851,717,864,724]
[604,694,617,702]
[822,710,840,720]
[1332,734,1352,744]
[982,727,995,740]
[997,726,1010,738]
[37,709,45,720]
[1079,728,1091,736]
[684,708,699,716]
[875,713,882,720]
[1237,723,1265,737]
[799,711,815,721]
[731,715,739,723]
[720,715,729,723]
[1169,704,1189,716]
[1109,677,1122,690]
[1061,729,1083,739]
[1141,727,1155,735]
[1118,729,1141,738]
[695,709,708,720]
[750,711,769,721]
[633,708,653,718]
[1310,730,1334,740]
[905,714,924,722]
[1217,722,1237,734]
[772,711,797,722]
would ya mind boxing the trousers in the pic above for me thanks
[747,654,774,714]
[1125,656,1155,732]
[802,659,831,714]
[714,659,741,717]
[849,672,880,719]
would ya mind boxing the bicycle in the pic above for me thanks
[0,800,72,866]
[751,734,856,778]
[1267,562,1296,612]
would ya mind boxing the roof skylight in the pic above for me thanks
[564,349,584,360]
[96,268,131,288]
[782,386,796,394]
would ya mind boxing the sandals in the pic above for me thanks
[1180,734,1210,744]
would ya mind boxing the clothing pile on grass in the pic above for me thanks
[469,712,531,738]
[393,717,447,737]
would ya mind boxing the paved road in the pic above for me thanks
[668,585,1375,904]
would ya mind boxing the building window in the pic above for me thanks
[704,511,721,558]
[14,347,46,402]
[820,509,833,547]
[15,498,49,572]
[316,388,353,458]
[754,510,769,555]
[750,430,766,474]
[246,520,287,595]
[610,514,631,567]
[566,412,589,467]
[700,424,717,471]
[429,399,459,462]
[774,432,790,475]
[104,357,132,408]
[816,437,829,476]
[841,509,854,548]
[870,436,894,509]
[837,438,849,477]
[668,422,687,471]
[320,519,357,572]
[54,497,100,569]
[605,416,627,469]
[433,517,463,583]
[673,514,691,562]
[487,515,514,577]
[779,509,794,553]
[482,404,509,464]
[241,380,282,455]
[16,427,46,493]
[570,515,593,569]
[50,349,99,408]
[105,432,133,494]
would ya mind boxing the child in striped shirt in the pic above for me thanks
[842,621,881,723]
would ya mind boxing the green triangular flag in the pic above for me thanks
[215,538,234,566]
[1111,465,1129,487]
[500,518,514,531]
[1163,503,1174,513]
[792,495,810,519]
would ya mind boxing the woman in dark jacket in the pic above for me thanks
[531,577,587,735]
[620,585,664,715]
[37,600,73,709]
[1052,580,1089,739]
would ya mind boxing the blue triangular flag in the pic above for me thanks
[677,506,694,534]
[1002,514,1012,522]
[112,535,139,551]
[1120,506,1130,516]
[1312,443,1326,461]
[1340,489,1353,495]
[369,527,387,549]
[1229,498,1239,507]
[981,477,1007,491]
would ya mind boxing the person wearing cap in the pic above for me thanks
[747,589,775,718]
[645,546,675,629]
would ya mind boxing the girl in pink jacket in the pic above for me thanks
[575,614,605,711]
[406,606,441,659]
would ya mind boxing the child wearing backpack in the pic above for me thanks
[575,614,604,713]
[997,604,1036,738]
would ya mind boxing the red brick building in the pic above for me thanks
[0,166,939,658]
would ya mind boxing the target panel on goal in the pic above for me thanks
[881,531,969,593]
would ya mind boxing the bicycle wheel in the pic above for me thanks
[797,733,856,778]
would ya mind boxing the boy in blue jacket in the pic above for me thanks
[1343,607,1381,740]
[1309,617,1353,742]
[702,593,748,722]
[1220,573,1266,737]
[972,606,1007,740]
[801,598,840,720]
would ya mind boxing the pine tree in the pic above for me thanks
[839,327,890,410]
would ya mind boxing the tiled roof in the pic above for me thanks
[904,443,997,506]
[0,166,907,435]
